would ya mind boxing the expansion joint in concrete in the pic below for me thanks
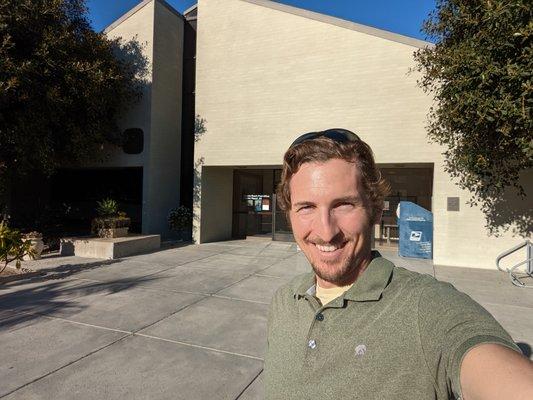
[0,331,130,399]
[234,368,264,400]
[134,333,263,361]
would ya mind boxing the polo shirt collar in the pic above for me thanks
[294,251,394,302]
[295,273,317,298]
[343,253,394,301]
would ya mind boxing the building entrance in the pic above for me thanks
[232,169,293,240]
[231,164,433,245]
[378,164,433,246]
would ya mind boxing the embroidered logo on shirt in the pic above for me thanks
[355,344,367,357]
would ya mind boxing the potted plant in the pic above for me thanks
[0,220,34,274]
[91,199,131,238]
[23,231,44,260]
[168,205,192,241]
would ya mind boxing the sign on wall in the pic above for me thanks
[243,194,271,212]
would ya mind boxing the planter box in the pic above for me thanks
[91,217,131,238]
[60,234,161,259]
[97,227,129,238]
[23,237,45,260]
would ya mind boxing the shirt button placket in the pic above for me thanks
[308,312,325,351]
[305,308,325,362]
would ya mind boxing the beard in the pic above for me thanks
[304,232,372,287]
[310,249,358,286]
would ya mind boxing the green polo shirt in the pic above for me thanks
[264,254,520,400]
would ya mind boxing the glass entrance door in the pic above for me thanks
[272,194,294,241]
[232,170,273,238]
[232,169,295,241]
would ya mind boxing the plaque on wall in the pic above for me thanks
[447,197,460,212]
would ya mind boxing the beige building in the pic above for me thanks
[48,0,191,238]
[96,0,529,270]
[104,0,185,237]
[192,0,530,270]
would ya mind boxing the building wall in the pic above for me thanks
[195,0,529,269]
[198,167,234,242]
[195,0,437,167]
[144,1,184,236]
[180,12,199,210]
[433,164,530,270]
[102,0,184,237]
[102,1,155,168]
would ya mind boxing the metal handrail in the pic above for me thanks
[496,239,532,288]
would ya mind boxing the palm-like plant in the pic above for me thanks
[92,199,130,238]
[96,198,118,217]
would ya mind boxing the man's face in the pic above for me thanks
[288,158,375,287]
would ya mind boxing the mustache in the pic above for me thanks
[307,233,348,247]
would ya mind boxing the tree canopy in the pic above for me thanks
[414,0,532,235]
[0,0,147,180]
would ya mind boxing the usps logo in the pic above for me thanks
[409,231,422,241]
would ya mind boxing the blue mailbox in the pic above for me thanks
[398,201,433,259]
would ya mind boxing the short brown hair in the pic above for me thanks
[276,136,390,221]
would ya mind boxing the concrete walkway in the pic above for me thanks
[1,240,532,399]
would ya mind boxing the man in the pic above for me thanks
[264,128,533,400]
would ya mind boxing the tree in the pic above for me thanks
[414,0,532,235]
[0,0,147,191]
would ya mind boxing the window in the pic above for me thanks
[122,128,144,154]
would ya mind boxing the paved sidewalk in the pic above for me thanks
[1,240,532,399]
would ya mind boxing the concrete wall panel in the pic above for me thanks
[195,0,439,167]
[198,167,234,242]
[102,1,155,168]
[433,162,530,270]
[103,0,185,237]
[144,1,185,236]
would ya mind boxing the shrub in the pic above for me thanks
[92,199,130,237]
[0,220,34,273]
[168,206,192,232]
[96,198,118,217]
[91,216,130,232]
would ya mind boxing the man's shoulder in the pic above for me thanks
[384,258,489,316]
[387,259,446,290]
[383,257,471,304]
[379,258,427,293]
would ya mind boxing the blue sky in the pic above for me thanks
[87,0,436,41]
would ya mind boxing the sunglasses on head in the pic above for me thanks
[289,128,361,148]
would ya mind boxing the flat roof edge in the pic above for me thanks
[240,0,434,49]
[158,0,186,21]
[184,3,198,15]
[104,0,183,34]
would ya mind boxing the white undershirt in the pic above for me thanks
[315,282,354,305]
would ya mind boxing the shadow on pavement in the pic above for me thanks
[0,271,163,332]
[37,259,123,280]
[1,259,123,287]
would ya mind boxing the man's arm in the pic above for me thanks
[460,343,533,400]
